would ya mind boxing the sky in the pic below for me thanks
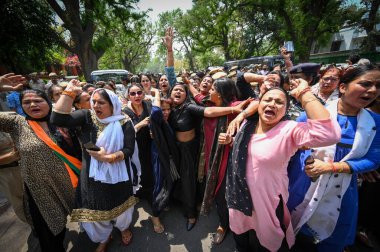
[136,0,193,22]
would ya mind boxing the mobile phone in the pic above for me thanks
[84,142,101,151]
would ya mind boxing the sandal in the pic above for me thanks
[95,235,112,252]
[121,229,133,246]
[150,216,165,234]
[212,226,227,245]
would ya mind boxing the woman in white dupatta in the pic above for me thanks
[52,85,139,252]
[291,65,380,252]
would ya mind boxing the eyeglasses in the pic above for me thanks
[322,76,339,82]
[129,90,143,96]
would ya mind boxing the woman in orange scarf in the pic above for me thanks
[0,86,81,252]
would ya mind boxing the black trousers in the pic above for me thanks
[26,186,66,252]
[233,195,289,252]
[215,174,229,229]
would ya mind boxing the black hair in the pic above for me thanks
[130,76,140,83]
[259,87,290,111]
[140,73,153,82]
[348,54,361,65]
[268,71,285,87]
[47,85,63,102]
[340,64,379,86]
[168,83,191,105]
[20,89,52,121]
[83,84,95,92]
[73,92,83,110]
[126,83,144,95]
[94,89,113,111]
[213,78,237,106]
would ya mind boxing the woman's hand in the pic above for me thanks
[232,98,253,114]
[65,79,82,95]
[305,159,332,177]
[280,46,292,59]
[162,26,174,51]
[227,113,245,136]
[135,117,150,131]
[218,133,232,145]
[289,78,309,100]
[0,73,26,91]
[86,147,109,162]
[359,170,380,183]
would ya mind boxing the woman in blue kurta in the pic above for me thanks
[290,65,380,252]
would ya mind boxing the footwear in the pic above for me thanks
[212,226,227,245]
[186,218,196,231]
[150,216,165,234]
[121,229,133,246]
[95,236,112,252]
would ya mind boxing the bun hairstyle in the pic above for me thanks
[213,78,237,105]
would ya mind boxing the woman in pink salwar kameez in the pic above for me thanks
[219,80,341,252]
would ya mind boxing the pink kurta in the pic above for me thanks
[229,118,341,252]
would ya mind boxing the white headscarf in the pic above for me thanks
[88,88,129,184]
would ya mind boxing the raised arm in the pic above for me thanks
[54,79,82,114]
[289,78,341,148]
[227,100,259,135]
[0,73,26,92]
[290,78,330,120]
[203,99,251,117]
[281,47,293,73]
[163,27,177,88]
[162,27,174,68]
[51,79,88,128]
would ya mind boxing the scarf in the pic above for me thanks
[226,114,259,216]
[88,88,130,184]
[292,99,376,242]
[200,115,228,216]
[28,120,81,188]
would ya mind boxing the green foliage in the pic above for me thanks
[0,0,60,73]
[98,17,155,73]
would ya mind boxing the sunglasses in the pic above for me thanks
[129,90,143,96]
[322,76,339,82]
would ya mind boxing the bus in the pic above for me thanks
[224,55,284,69]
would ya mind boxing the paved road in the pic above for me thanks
[0,199,235,252]
[0,199,379,252]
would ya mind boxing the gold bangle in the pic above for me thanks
[338,162,344,173]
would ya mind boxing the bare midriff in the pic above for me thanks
[176,129,195,142]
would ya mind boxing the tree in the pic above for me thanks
[0,0,59,73]
[243,0,353,62]
[360,0,380,51]
[46,0,144,80]
[157,9,199,71]
[99,18,155,73]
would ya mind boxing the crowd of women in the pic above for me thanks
[0,27,379,252]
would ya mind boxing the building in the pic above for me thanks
[310,24,380,64]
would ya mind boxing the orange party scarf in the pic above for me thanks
[28,120,82,188]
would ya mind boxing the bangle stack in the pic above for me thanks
[62,90,76,100]
[298,87,311,98]
[330,161,337,173]
[338,162,344,173]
